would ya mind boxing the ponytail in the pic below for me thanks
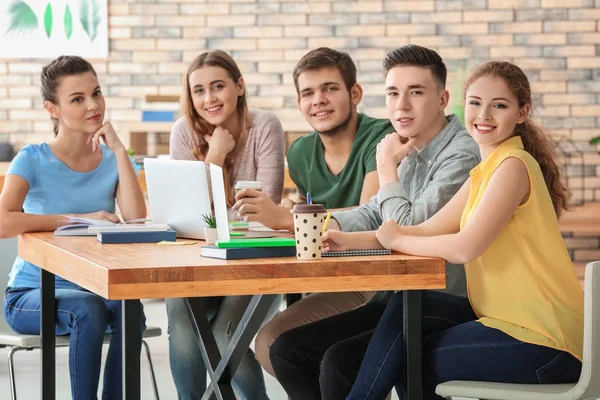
[516,119,569,217]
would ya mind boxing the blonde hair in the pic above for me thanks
[181,50,251,206]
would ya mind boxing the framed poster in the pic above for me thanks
[0,0,108,59]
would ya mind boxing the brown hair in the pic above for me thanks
[292,47,357,94]
[383,45,447,89]
[464,61,569,217]
[180,50,251,206]
[41,56,96,136]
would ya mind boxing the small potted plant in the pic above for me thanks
[202,214,218,245]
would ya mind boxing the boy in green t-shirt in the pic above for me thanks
[233,47,394,230]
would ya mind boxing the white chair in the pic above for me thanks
[436,260,600,400]
[0,238,162,400]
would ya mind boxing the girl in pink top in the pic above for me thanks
[167,50,284,400]
[170,50,285,210]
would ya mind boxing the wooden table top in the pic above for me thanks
[19,232,446,300]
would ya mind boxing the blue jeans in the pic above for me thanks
[3,287,146,400]
[348,291,582,400]
[166,295,282,400]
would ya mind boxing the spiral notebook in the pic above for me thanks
[322,249,392,257]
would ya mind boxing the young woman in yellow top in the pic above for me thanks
[338,61,584,400]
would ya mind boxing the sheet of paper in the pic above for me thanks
[209,164,231,242]
[157,241,197,246]
[65,216,115,227]
[248,221,290,233]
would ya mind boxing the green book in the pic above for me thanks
[215,237,296,249]
[229,221,249,229]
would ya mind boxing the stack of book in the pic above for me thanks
[201,237,297,260]
[52,217,176,244]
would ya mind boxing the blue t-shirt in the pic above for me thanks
[6,143,123,289]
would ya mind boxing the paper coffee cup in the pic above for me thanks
[235,180,263,195]
[291,204,327,260]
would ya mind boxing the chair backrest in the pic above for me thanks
[575,261,600,399]
[0,237,18,332]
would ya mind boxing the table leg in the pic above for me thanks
[185,295,277,400]
[285,293,302,307]
[404,290,423,400]
[41,269,56,400]
[123,300,141,400]
[185,297,232,400]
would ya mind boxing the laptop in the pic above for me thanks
[144,158,212,239]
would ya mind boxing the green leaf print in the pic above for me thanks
[79,0,101,42]
[44,3,53,38]
[6,0,39,36]
[64,5,73,39]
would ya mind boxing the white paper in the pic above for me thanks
[87,223,170,234]
[65,216,115,226]
[209,164,230,242]
[248,221,290,233]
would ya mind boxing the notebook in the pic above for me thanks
[201,245,296,260]
[53,217,158,236]
[88,223,170,234]
[322,249,392,257]
[97,229,177,244]
[53,217,131,236]
[214,237,296,249]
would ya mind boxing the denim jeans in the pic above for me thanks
[347,291,582,400]
[166,295,282,400]
[3,287,146,400]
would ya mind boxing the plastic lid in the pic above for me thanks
[291,204,327,214]
[234,181,263,189]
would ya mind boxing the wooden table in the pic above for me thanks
[19,232,446,400]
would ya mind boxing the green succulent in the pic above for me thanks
[202,214,217,229]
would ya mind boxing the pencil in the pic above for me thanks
[322,211,332,232]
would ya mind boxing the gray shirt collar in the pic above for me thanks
[409,114,463,165]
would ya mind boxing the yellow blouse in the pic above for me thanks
[461,136,584,361]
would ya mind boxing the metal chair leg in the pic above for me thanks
[8,346,24,400]
[5,342,161,400]
[142,340,160,400]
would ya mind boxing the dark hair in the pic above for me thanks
[41,56,96,136]
[464,61,569,217]
[292,47,357,94]
[180,50,250,207]
[383,45,447,89]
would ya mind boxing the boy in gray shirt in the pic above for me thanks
[328,112,477,296]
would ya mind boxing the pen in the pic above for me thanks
[322,211,332,232]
